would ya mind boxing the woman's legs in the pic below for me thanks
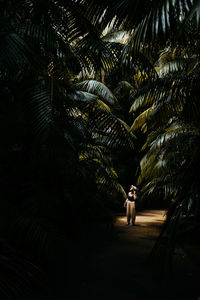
[126,201,136,225]
[126,202,131,224]
[130,201,136,225]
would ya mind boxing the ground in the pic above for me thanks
[72,210,200,300]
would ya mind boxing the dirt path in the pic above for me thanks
[73,210,199,300]
[77,210,166,299]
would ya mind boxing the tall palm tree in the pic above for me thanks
[129,15,200,272]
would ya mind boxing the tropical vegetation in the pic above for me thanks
[1,0,200,298]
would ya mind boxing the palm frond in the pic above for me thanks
[123,0,194,53]
[23,82,52,137]
[51,1,121,72]
[16,22,81,73]
[68,90,98,103]
[137,120,200,202]
[76,39,121,73]
[76,80,117,105]
[68,91,111,112]
[130,67,200,132]
[131,106,156,132]
[77,102,136,150]
[129,78,169,113]
[156,58,191,77]
[101,30,129,43]
[145,123,200,151]
[79,147,125,200]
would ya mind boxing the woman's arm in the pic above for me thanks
[124,199,128,207]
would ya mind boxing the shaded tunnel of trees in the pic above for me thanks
[0,0,200,299]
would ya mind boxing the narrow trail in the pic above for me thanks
[74,210,199,300]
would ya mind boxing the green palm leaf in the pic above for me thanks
[76,80,117,105]
[101,30,129,43]
[68,91,111,112]
[131,106,155,132]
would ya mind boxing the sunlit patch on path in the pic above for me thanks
[116,209,166,227]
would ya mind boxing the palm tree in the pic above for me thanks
[128,10,200,273]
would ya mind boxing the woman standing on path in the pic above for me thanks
[124,185,137,225]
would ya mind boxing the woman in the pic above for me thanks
[124,185,137,225]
